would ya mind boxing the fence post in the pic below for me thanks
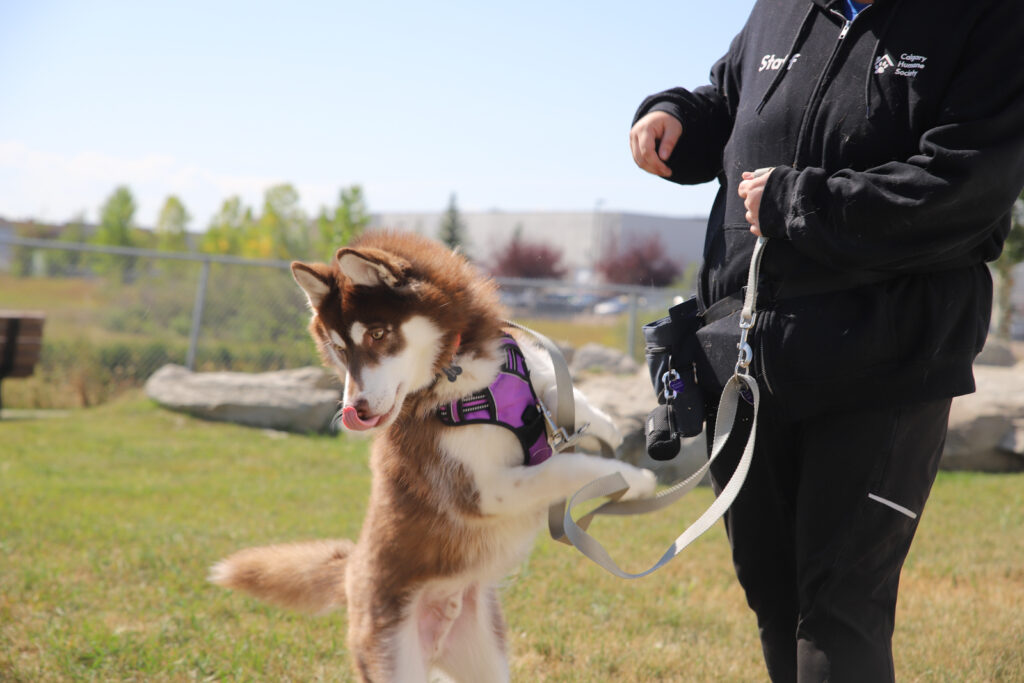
[186,260,211,371]
[627,293,639,359]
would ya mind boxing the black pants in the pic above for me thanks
[706,394,952,683]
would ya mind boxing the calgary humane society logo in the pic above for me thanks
[875,52,928,77]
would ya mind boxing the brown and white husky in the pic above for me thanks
[210,231,656,682]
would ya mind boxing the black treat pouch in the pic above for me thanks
[645,403,681,461]
[642,297,705,448]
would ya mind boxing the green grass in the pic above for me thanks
[1,397,1022,682]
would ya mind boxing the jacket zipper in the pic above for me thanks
[762,7,871,400]
[837,18,852,40]
[792,10,863,165]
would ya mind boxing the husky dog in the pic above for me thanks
[210,231,656,682]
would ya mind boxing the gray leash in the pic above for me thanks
[559,233,768,577]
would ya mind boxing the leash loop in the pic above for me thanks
[561,170,774,577]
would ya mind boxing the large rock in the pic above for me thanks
[145,364,342,433]
[570,343,639,377]
[574,369,710,485]
[578,360,1024,479]
[975,338,1018,367]
[943,363,1024,472]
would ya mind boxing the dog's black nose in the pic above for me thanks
[353,399,372,419]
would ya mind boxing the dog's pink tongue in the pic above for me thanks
[341,405,382,431]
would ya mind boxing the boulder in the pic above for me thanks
[975,338,1018,367]
[577,360,1024,479]
[145,364,342,433]
[942,363,1024,472]
[570,343,639,377]
[574,369,710,485]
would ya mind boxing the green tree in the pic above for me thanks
[315,185,369,257]
[438,193,469,252]
[91,185,137,280]
[200,196,253,256]
[155,195,191,252]
[94,186,136,248]
[993,191,1024,339]
[252,183,308,259]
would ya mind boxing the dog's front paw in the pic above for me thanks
[618,466,657,500]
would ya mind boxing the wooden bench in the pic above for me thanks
[0,311,46,414]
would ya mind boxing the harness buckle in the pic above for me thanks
[538,399,590,453]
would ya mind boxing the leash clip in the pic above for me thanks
[661,368,682,400]
[539,399,589,453]
[735,313,755,377]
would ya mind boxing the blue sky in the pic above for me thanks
[0,1,755,230]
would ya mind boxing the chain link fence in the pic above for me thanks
[0,236,676,410]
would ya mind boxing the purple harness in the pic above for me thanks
[437,335,552,466]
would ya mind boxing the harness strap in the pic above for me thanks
[438,335,551,466]
[502,320,581,545]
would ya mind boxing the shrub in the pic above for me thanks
[596,233,681,287]
[488,229,567,280]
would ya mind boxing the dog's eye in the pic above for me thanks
[328,341,347,361]
[369,328,386,342]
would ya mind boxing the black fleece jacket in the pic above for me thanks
[635,0,1024,418]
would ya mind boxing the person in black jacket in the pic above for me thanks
[630,0,1024,680]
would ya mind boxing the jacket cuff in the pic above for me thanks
[634,99,685,127]
[758,166,793,240]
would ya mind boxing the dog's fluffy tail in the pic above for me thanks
[209,539,354,614]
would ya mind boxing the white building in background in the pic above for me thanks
[370,210,707,282]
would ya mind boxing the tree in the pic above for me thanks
[992,190,1024,339]
[155,195,191,252]
[200,196,253,256]
[315,185,369,257]
[94,186,136,249]
[596,232,681,287]
[438,193,469,252]
[489,226,567,280]
[91,185,138,280]
[252,183,308,259]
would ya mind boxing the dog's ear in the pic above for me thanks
[291,262,333,309]
[335,248,408,289]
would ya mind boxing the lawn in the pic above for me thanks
[1,397,1022,682]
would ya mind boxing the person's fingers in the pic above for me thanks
[630,113,678,177]
[637,128,672,176]
[657,117,682,162]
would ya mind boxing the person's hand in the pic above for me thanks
[629,111,683,178]
[738,168,774,236]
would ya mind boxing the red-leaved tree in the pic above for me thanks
[489,228,568,280]
[596,233,681,287]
